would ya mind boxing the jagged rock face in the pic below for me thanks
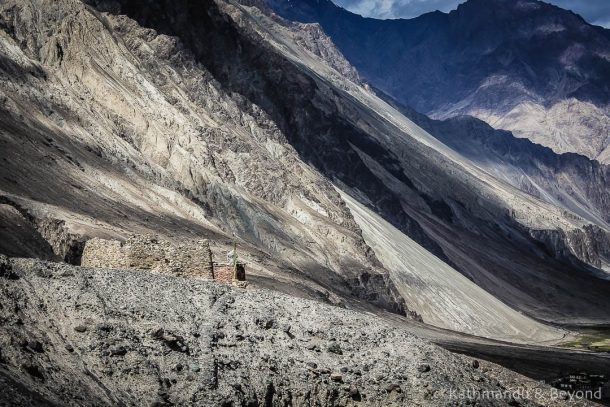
[266,0,610,162]
[0,258,589,406]
[0,0,405,314]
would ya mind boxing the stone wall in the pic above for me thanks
[82,238,126,269]
[81,235,214,279]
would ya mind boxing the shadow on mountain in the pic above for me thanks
[84,0,610,326]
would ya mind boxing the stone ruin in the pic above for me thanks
[81,235,247,286]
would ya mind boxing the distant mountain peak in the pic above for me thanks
[454,0,593,29]
[264,0,610,162]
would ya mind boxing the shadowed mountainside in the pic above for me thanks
[266,0,610,162]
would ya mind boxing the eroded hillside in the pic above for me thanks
[0,0,405,314]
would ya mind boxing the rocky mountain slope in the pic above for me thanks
[240,0,610,326]
[388,99,610,229]
[0,256,595,406]
[1,0,610,403]
[267,0,610,162]
[341,193,561,341]
[0,0,406,315]
[234,0,610,325]
[1,0,610,340]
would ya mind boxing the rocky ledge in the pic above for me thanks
[0,256,592,406]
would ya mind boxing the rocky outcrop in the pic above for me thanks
[33,218,85,265]
[0,258,589,406]
[0,197,83,263]
[291,21,361,84]
[0,204,57,261]
[235,0,361,84]
[529,226,610,271]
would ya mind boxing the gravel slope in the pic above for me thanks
[341,192,564,343]
[0,256,595,406]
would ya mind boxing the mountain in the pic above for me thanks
[0,0,414,316]
[241,0,610,326]
[385,97,610,228]
[2,0,610,402]
[1,0,609,335]
[267,0,610,163]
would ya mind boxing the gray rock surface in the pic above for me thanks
[0,258,592,406]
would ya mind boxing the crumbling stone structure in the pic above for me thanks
[81,235,214,279]
[81,235,247,286]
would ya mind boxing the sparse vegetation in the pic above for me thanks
[559,328,610,352]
